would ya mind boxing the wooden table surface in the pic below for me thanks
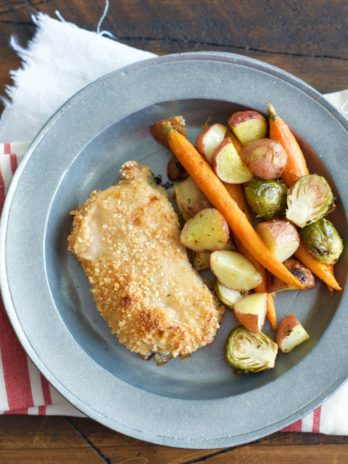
[0,1,347,463]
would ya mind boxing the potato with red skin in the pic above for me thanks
[150,115,186,148]
[174,177,211,220]
[276,315,310,353]
[234,293,267,333]
[196,123,227,164]
[256,220,300,262]
[228,111,267,145]
[241,138,287,179]
[212,139,253,184]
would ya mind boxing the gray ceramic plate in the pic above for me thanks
[1,52,348,449]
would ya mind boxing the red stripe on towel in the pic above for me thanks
[0,169,5,215]
[0,299,34,410]
[3,143,10,155]
[312,407,322,433]
[282,419,303,432]
[40,374,52,406]
[10,154,17,174]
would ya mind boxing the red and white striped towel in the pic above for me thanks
[1,13,348,433]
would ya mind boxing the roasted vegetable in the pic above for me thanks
[167,157,187,181]
[268,103,309,187]
[212,139,253,184]
[180,208,230,251]
[295,244,341,291]
[225,326,278,373]
[150,115,186,148]
[174,177,210,220]
[210,250,262,291]
[166,129,305,289]
[196,123,227,164]
[241,138,287,180]
[244,178,287,219]
[256,220,300,262]
[234,293,267,333]
[215,281,243,307]
[301,218,343,265]
[269,258,316,292]
[192,250,211,271]
[228,111,267,145]
[276,315,309,353]
[286,174,334,228]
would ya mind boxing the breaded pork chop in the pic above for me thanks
[68,161,223,361]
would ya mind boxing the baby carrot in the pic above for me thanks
[268,103,341,291]
[268,103,309,186]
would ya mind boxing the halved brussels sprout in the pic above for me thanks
[244,178,287,219]
[225,326,278,373]
[286,174,334,228]
[301,218,343,264]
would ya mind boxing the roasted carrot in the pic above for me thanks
[268,103,341,292]
[167,129,304,289]
[225,184,275,325]
[268,103,309,186]
[266,293,277,330]
[295,243,342,291]
[224,184,251,222]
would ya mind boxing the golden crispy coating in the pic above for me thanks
[68,161,223,359]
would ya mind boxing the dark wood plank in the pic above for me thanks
[0,0,347,95]
[1,417,348,463]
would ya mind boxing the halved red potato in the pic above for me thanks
[174,177,211,220]
[276,315,310,353]
[256,220,300,262]
[228,110,267,145]
[234,292,267,333]
[180,208,230,251]
[210,250,262,291]
[212,139,253,184]
[240,138,287,179]
[196,123,227,163]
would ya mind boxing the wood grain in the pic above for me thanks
[0,0,347,462]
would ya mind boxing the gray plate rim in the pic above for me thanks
[1,51,348,449]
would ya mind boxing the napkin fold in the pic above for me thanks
[0,13,347,434]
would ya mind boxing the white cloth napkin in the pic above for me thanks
[1,13,348,434]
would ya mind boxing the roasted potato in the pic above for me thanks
[174,177,210,220]
[228,110,267,145]
[234,292,267,333]
[180,208,230,251]
[215,281,243,307]
[192,250,211,271]
[276,314,309,353]
[212,139,252,184]
[241,138,287,179]
[256,220,300,262]
[210,250,262,291]
[196,123,227,164]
